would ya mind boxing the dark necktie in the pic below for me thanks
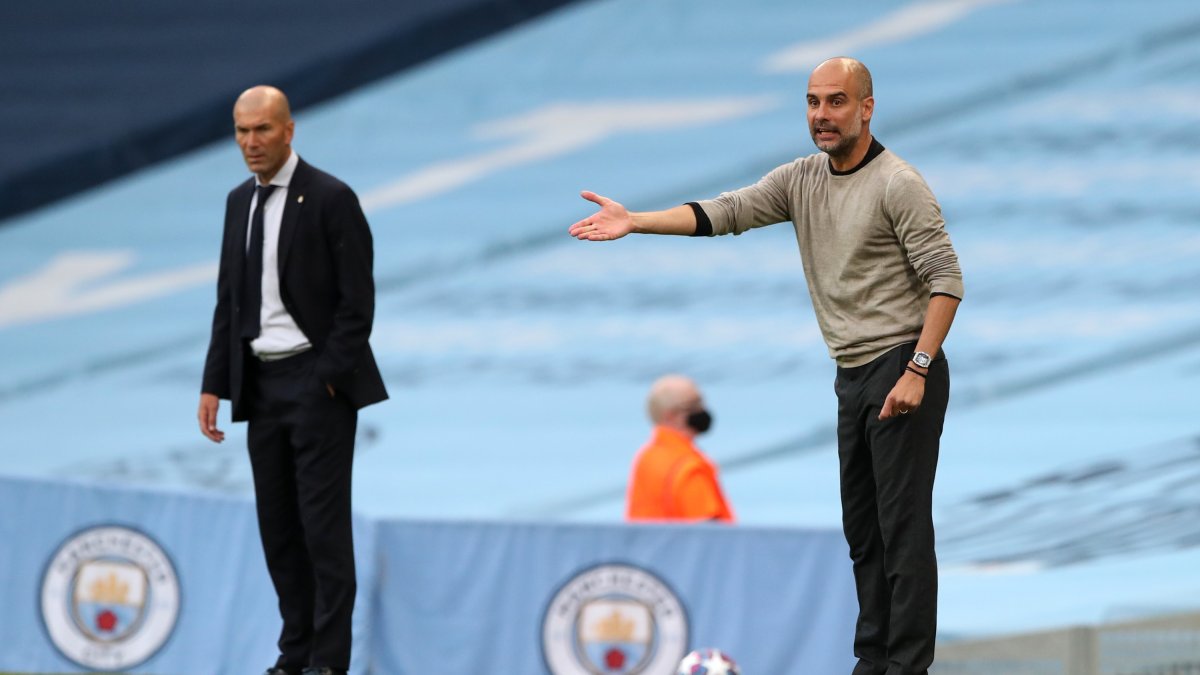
[240,184,278,340]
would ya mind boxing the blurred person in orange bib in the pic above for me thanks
[626,375,734,523]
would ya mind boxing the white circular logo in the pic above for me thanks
[542,563,688,675]
[40,525,181,671]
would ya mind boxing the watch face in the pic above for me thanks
[912,352,932,368]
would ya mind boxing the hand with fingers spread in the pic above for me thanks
[878,370,925,420]
[569,191,635,241]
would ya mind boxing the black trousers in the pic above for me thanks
[835,343,948,675]
[246,350,358,671]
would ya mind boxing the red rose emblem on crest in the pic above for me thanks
[96,609,118,632]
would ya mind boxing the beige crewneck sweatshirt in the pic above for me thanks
[695,142,963,367]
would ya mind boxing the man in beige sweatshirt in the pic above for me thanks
[569,57,961,675]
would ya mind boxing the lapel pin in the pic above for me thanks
[297,195,304,204]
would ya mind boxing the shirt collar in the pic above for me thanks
[256,150,298,188]
[828,137,886,176]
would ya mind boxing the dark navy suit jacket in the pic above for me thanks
[202,158,388,421]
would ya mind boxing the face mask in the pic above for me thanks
[686,409,713,434]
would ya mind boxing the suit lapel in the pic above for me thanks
[277,159,310,275]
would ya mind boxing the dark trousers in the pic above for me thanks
[246,350,358,671]
[835,343,948,675]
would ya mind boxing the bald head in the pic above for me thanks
[810,57,873,100]
[233,85,295,183]
[234,85,292,123]
[647,375,702,424]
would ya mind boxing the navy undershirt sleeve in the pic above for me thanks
[686,202,713,237]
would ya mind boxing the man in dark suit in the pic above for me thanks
[198,85,387,675]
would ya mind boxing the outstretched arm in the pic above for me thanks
[568,191,697,241]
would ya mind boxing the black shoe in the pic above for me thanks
[300,669,346,675]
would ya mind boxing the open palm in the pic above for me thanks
[568,191,634,241]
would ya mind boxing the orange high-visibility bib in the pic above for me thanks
[626,426,734,522]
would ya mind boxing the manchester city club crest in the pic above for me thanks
[40,525,181,671]
[542,563,688,675]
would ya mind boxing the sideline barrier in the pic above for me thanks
[934,612,1200,675]
[0,474,378,673]
[0,475,856,674]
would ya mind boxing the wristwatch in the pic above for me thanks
[911,351,932,368]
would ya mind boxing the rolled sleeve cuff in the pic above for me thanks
[929,280,964,300]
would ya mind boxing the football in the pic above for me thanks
[676,647,741,674]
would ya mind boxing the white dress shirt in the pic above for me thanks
[246,150,311,357]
